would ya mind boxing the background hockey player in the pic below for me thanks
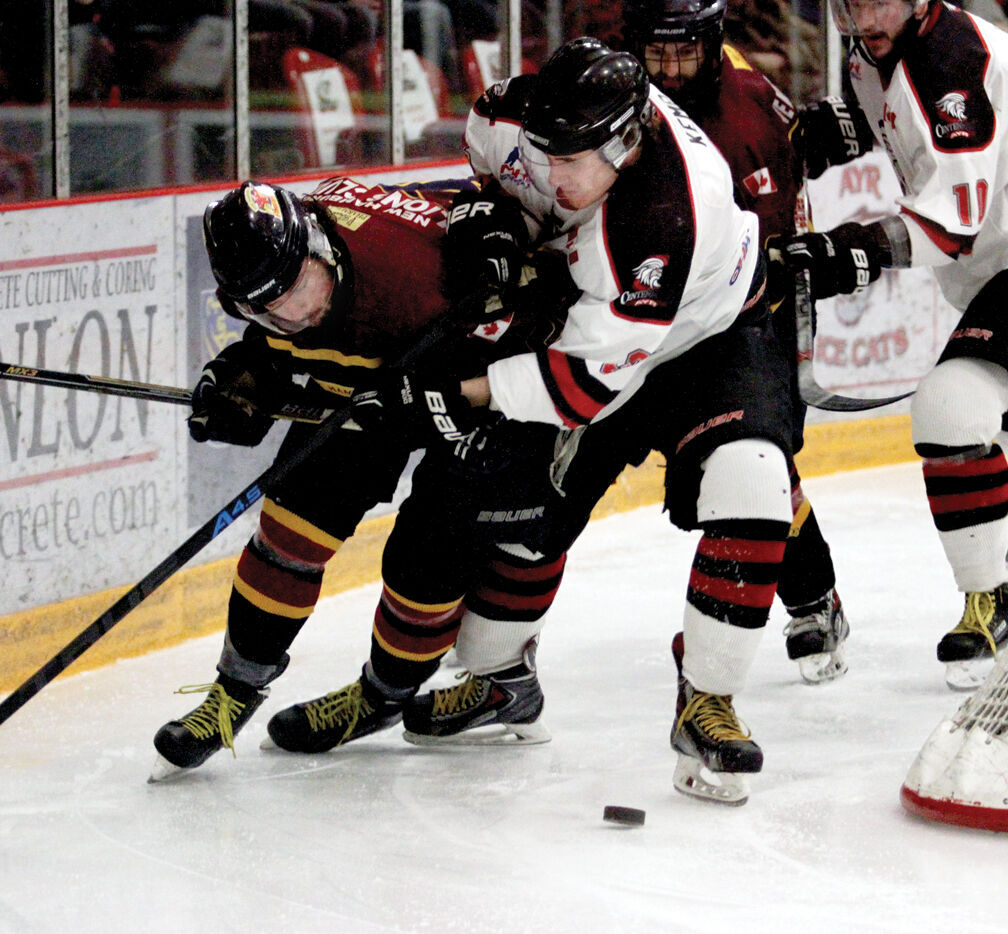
[397,38,795,805]
[151,176,571,779]
[771,0,1008,689]
[619,0,850,684]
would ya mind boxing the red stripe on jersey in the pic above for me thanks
[697,536,787,564]
[688,568,779,609]
[259,512,337,567]
[545,349,606,425]
[236,549,322,609]
[609,303,676,326]
[927,483,1008,514]
[901,208,975,257]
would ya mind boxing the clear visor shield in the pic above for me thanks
[235,220,338,335]
[518,129,634,211]
[829,0,915,36]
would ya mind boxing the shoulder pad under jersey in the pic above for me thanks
[904,7,995,153]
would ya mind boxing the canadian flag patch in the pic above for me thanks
[742,167,777,196]
[470,313,514,343]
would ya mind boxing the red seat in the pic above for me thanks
[461,40,535,103]
[282,46,366,168]
[367,46,450,143]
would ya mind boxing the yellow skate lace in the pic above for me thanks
[304,682,375,743]
[431,673,485,716]
[676,691,751,742]
[176,683,247,756]
[952,590,1000,655]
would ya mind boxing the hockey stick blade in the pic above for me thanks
[0,307,463,727]
[0,361,331,424]
[794,271,913,412]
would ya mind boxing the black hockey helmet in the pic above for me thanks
[203,181,349,333]
[520,37,651,163]
[622,0,727,108]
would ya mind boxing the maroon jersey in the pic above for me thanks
[309,176,457,354]
[698,47,804,245]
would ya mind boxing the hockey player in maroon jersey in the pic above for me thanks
[620,0,850,684]
[772,0,1008,689]
[390,38,796,804]
[150,176,572,779]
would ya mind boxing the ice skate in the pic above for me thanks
[783,588,850,684]
[264,671,405,753]
[938,585,1008,690]
[403,640,550,745]
[669,632,762,806]
[150,676,268,782]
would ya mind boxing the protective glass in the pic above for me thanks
[829,0,916,36]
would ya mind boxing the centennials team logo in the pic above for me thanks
[616,255,667,309]
[934,91,972,140]
[632,256,667,289]
[937,92,968,121]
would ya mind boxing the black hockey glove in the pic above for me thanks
[767,222,886,304]
[444,413,513,477]
[349,366,480,452]
[793,96,875,179]
[188,341,292,446]
[443,188,529,307]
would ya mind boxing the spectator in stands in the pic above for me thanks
[70,0,116,101]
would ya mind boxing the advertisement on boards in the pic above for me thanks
[808,151,960,403]
[0,198,180,613]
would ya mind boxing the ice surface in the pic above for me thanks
[2,463,1005,933]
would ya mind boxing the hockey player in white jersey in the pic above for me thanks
[773,0,1008,688]
[403,38,796,804]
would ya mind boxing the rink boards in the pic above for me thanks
[0,412,914,691]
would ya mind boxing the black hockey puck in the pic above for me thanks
[603,805,646,826]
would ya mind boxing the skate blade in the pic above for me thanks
[797,649,848,685]
[673,754,749,806]
[403,719,551,747]
[944,658,993,692]
[148,753,189,784]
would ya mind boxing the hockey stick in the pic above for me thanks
[792,180,913,412]
[0,361,331,424]
[0,309,466,726]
